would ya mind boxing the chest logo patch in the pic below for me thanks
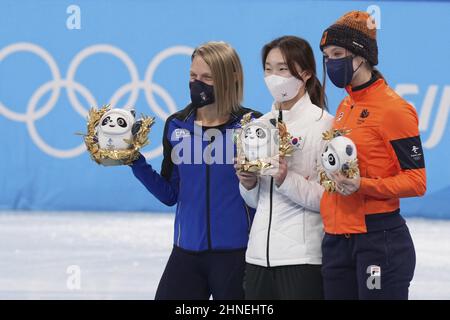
[357,108,370,124]
[360,109,370,118]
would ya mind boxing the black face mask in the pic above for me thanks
[325,55,365,89]
[189,79,215,109]
[325,55,354,88]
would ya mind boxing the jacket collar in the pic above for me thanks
[175,104,256,132]
[345,78,386,102]
[269,92,315,123]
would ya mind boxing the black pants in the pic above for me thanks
[244,263,324,300]
[155,246,246,300]
[322,224,416,300]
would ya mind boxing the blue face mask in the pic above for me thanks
[325,55,355,88]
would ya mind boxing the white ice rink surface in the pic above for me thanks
[0,212,449,300]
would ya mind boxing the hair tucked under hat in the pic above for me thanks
[320,11,378,66]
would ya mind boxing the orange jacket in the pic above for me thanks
[320,78,427,234]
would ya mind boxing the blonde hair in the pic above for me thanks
[192,41,243,115]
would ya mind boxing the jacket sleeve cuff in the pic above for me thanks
[239,182,259,208]
[275,172,294,194]
[358,177,373,195]
[129,153,147,168]
[239,181,259,194]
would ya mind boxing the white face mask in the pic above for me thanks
[264,74,303,102]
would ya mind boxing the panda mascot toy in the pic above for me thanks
[319,131,360,192]
[236,113,301,175]
[241,119,279,162]
[321,135,357,175]
[97,105,137,150]
[84,104,154,166]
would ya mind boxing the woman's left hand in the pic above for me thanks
[332,172,361,196]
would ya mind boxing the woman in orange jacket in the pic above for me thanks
[319,11,426,299]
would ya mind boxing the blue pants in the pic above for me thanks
[322,223,416,300]
[155,246,246,300]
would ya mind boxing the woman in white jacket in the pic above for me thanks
[236,36,333,299]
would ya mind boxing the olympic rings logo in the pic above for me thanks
[0,42,194,159]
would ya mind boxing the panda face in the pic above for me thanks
[243,124,269,147]
[240,120,279,162]
[321,144,340,173]
[100,111,131,135]
[320,136,358,175]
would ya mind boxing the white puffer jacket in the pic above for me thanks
[240,93,333,267]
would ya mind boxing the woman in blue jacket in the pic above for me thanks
[130,41,261,299]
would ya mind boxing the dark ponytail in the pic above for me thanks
[371,67,385,83]
[306,75,328,111]
[262,35,328,111]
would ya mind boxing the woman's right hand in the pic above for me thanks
[234,162,258,190]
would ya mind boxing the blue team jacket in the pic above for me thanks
[131,104,262,252]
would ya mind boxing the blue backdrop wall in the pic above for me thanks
[1,0,449,218]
